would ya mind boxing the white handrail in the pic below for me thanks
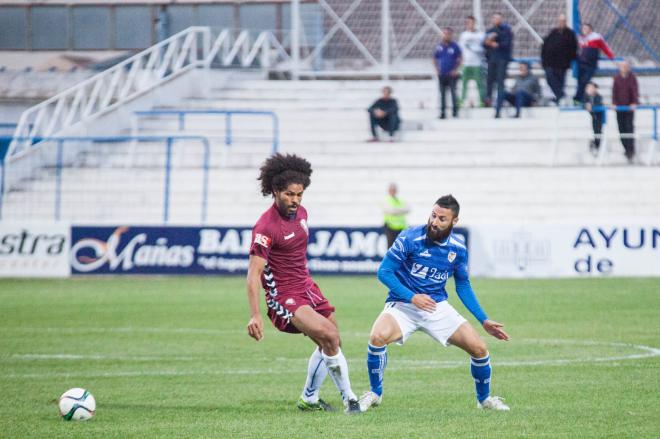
[4,27,288,193]
[6,27,286,158]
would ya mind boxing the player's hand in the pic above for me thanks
[411,294,436,312]
[482,319,509,341]
[247,315,264,341]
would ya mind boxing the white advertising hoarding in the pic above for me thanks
[469,223,660,278]
[0,222,70,277]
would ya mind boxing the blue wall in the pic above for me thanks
[0,3,295,51]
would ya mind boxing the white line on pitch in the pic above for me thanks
[1,341,658,380]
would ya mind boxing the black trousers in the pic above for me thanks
[487,59,509,115]
[384,225,403,248]
[438,75,459,117]
[369,111,399,137]
[616,111,635,158]
[591,112,603,148]
[544,67,567,101]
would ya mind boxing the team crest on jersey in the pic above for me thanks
[285,298,296,306]
[254,233,271,248]
[300,219,309,235]
[448,251,456,262]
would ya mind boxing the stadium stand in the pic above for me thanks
[2,71,659,226]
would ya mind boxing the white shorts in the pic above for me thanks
[381,301,467,347]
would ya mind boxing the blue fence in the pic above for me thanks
[133,109,279,154]
[559,105,658,141]
[0,135,210,223]
[555,105,659,165]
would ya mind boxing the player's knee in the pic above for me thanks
[471,342,488,359]
[369,330,389,347]
[318,326,340,352]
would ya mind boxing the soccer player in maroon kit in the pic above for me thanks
[246,153,361,414]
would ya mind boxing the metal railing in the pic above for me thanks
[131,109,279,154]
[553,105,659,166]
[0,135,210,223]
[8,27,289,163]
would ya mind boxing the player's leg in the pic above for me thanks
[360,303,416,411]
[296,344,333,411]
[291,306,359,410]
[366,312,401,396]
[448,322,509,410]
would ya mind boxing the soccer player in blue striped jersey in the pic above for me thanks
[359,195,510,411]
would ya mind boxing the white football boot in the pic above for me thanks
[358,391,382,412]
[477,396,510,411]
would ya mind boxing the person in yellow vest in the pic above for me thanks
[382,183,410,248]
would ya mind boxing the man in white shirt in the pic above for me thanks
[458,16,486,107]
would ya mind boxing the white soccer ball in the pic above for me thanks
[58,388,96,421]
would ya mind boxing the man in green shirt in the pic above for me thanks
[382,183,410,248]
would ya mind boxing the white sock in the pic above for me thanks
[322,348,357,402]
[301,348,328,403]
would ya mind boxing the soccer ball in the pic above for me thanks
[58,388,96,421]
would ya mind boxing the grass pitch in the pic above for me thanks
[0,276,658,438]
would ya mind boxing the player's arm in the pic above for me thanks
[377,254,436,312]
[454,252,509,340]
[246,254,267,341]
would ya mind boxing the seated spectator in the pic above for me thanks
[583,82,603,156]
[501,62,541,118]
[367,86,400,142]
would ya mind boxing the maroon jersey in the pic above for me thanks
[249,203,314,295]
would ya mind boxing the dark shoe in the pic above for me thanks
[589,141,598,157]
[439,114,446,119]
[297,397,337,412]
[344,398,362,415]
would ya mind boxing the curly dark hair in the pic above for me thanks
[258,153,313,196]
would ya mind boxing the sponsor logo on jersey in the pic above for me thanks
[284,232,295,240]
[254,233,271,248]
[448,251,456,262]
[419,249,431,257]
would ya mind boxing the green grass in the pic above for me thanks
[0,277,658,438]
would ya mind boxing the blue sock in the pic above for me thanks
[367,343,387,396]
[471,353,491,403]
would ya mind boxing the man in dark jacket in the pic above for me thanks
[541,14,577,103]
[368,86,400,142]
[612,61,639,163]
[484,12,513,118]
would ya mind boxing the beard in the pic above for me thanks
[426,221,453,242]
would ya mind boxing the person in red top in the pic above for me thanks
[246,153,361,414]
[612,60,639,163]
[574,23,614,103]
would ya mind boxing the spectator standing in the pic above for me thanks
[574,23,614,103]
[541,14,577,104]
[584,82,604,156]
[382,183,409,248]
[501,62,541,118]
[484,13,514,118]
[433,28,462,119]
[367,86,400,142]
[458,16,486,107]
[612,61,639,163]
